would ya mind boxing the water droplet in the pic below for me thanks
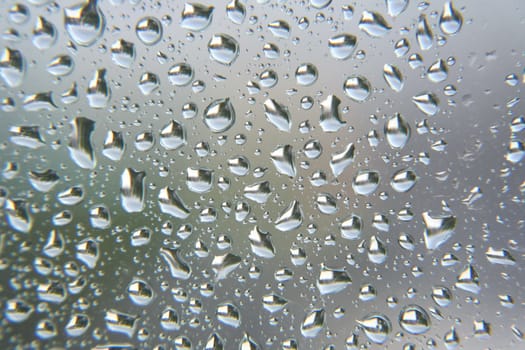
[5,299,34,323]
[76,238,99,268]
[428,59,448,83]
[357,314,391,344]
[120,168,146,213]
[394,38,410,57]
[340,214,362,240]
[168,63,193,86]
[136,17,162,45]
[439,2,462,35]
[158,186,190,219]
[111,39,135,68]
[216,302,241,328]
[431,286,452,307]
[317,266,351,294]
[65,314,90,337]
[181,3,214,31]
[263,293,288,313]
[399,305,431,334]
[264,98,291,132]
[385,113,410,149]
[352,170,380,196]
[485,247,516,266]
[422,211,456,250]
[5,199,32,233]
[391,169,417,192]
[344,76,371,102]
[33,16,57,50]
[413,92,440,116]
[328,34,356,60]
[301,309,325,338]
[359,11,391,37]
[228,156,250,176]
[64,0,105,47]
[227,0,246,24]
[212,253,242,280]
[368,235,387,264]
[206,333,224,350]
[47,55,74,76]
[9,126,45,149]
[316,192,338,214]
[160,307,180,331]
[28,169,59,193]
[383,64,404,92]
[304,139,323,159]
[68,117,96,169]
[160,247,191,280]
[249,226,276,258]
[416,15,433,50]
[270,144,296,177]
[505,140,524,163]
[138,72,159,95]
[244,181,271,203]
[0,48,25,87]
[320,94,346,132]
[208,34,239,65]
[160,120,186,150]
[203,98,236,132]
[295,63,318,86]
[386,0,409,17]
[275,200,303,231]
[330,143,355,177]
[105,309,138,338]
[186,167,213,193]
[455,264,480,294]
[102,130,125,161]
[268,20,291,39]
[87,68,110,108]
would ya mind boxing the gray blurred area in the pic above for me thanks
[0,0,524,349]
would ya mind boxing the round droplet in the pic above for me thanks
[399,305,431,334]
[358,314,392,344]
[295,63,318,86]
[64,0,105,47]
[203,98,236,133]
[391,169,417,193]
[352,170,380,196]
[208,34,239,65]
[328,34,356,60]
[385,113,410,149]
[180,3,214,32]
[439,2,462,35]
[344,76,371,102]
[168,63,193,86]
[304,139,322,159]
[136,17,163,45]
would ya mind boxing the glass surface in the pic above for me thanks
[0,0,524,349]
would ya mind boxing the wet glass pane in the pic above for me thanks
[0,0,524,349]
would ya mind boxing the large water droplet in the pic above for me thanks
[428,59,448,83]
[317,266,352,294]
[87,68,110,109]
[203,98,236,132]
[136,16,162,45]
[295,63,318,86]
[416,15,433,50]
[64,0,105,47]
[340,214,362,240]
[0,48,25,87]
[386,0,409,17]
[158,186,190,219]
[160,120,186,150]
[216,302,241,328]
[357,314,391,344]
[249,226,276,258]
[413,92,440,116]
[160,247,191,280]
[352,170,380,196]
[320,94,345,132]
[275,200,303,231]
[264,98,291,132]
[385,113,410,149]
[227,0,246,24]
[422,211,456,250]
[301,309,325,338]
[270,144,296,177]
[399,305,431,334]
[391,169,418,192]
[181,3,214,31]
[328,34,356,60]
[120,168,146,213]
[439,2,462,35]
[212,253,242,280]
[186,167,213,193]
[359,11,391,37]
[208,34,239,65]
[344,76,371,102]
[330,143,355,177]
[383,64,404,92]
[5,198,32,233]
[68,117,96,169]
[111,39,135,68]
